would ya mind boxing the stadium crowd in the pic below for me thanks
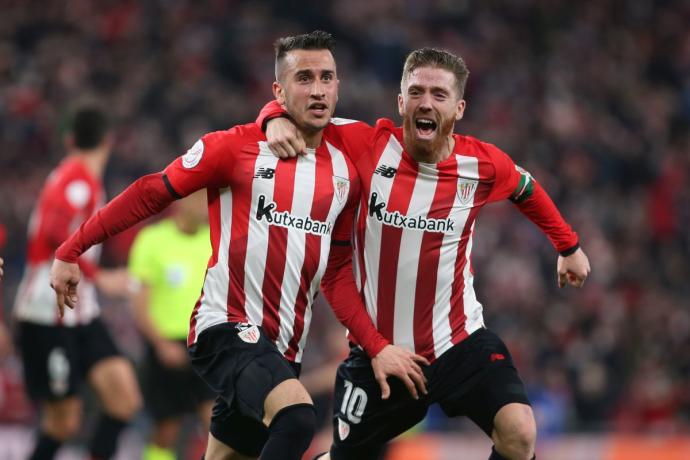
[0,0,688,438]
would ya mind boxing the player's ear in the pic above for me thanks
[273,81,285,105]
[398,93,404,117]
[455,99,466,121]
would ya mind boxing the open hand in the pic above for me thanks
[371,345,430,400]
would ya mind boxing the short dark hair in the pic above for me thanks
[401,48,470,98]
[274,30,335,79]
[68,106,109,149]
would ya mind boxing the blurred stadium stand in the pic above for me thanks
[0,0,688,458]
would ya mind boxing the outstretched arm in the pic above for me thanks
[512,178,590,288]
[51,173,178,316]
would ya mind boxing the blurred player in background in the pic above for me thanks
[49,32,426,460]
[1,228,12,357]
[261,45,590,460]
[127,190,214,460]
[13,107,142,460]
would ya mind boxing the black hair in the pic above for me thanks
[68,106,109,149]
[274,30,335,78]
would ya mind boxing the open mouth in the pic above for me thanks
[308,102,328,115]
[415,118,437,137]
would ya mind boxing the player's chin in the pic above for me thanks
[304,118,331,131]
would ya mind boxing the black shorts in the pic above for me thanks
[330,328,530,459]
[17,319,121,401]
[188,322,300,457]
[141,339,215,421]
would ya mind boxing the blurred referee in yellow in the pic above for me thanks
[128,190,214,460]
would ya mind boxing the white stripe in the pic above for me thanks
[330,117,360,126]
[461,227,484,334]
[362,136,404,327]
[393,163,438,351]
[194,187,233,337]
[244,143,280,326]
[276,154,315,354]
[432,154,478,358]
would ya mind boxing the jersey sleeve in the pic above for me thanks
[55,173,176,263]
[482,142,522,203]
[127,228,156,285]
[513,181,579,254]
[482,141,579,253]
[256,100,286,132]
[256,99,377,164]
[163,130,237,197]
[325,118,377,164]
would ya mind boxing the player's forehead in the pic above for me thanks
[281,49,336,76]
[404,66,457,92]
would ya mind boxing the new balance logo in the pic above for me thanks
[374,165,397,178]
[368,192,455,233]
[254,168,275,179]
[256,194,332,236]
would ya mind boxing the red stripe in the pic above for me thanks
[449,160,492,345]
[376,157,417,342]
[226,148,260,322]
[285,150,334,360]
[206,188,221,266]
[413,159,458,360]
[261,159,297,342]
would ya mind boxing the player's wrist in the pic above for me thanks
[559,242,580,257]
[365,337,390,359]
[262,113,292,133]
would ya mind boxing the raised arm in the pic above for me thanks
[51,172,178,316]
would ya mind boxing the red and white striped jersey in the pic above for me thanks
[164,124,359,362]
[14,158,104,326]
[318,117,577,362]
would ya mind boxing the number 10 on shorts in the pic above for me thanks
[340,380,368,423]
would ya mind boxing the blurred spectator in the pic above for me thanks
[0,0,688,436]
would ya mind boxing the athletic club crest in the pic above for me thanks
[338,418,350,440]
[236,324,260,344]
[457,178,478,206]
[333,176,349,204]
